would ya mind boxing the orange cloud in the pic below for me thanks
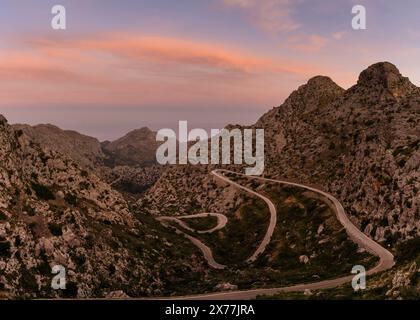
[0,51,87,82]
[0,33,323,108]
[27,33,318,77]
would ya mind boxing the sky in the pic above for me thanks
[0,0,419,140]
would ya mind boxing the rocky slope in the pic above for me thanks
[262,237,420,300]
[14,124,163,198]
[0,115,205,298]
[3,61,418,299]
[13,124,105,171]
[101,127,160,168]
[143,62,419,246]
[101,127,164,197]
[137,62,419,299]
[259,62,419,245]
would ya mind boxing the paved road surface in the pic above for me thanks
[157,213,228,269]
[156,169,395,300]
[160,213,228,234]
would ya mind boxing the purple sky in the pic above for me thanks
[0,0,419,140]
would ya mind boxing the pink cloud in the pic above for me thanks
[284,34,329,52]
[332,31,346,40]
[222,0,300,33]
[0,33,324,108]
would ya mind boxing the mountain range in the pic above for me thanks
[14,123,163,198]
[1,62,419,299]
[143,62,419,244]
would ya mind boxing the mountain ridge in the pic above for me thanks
[1,61,419,299]
[142,62,420,245]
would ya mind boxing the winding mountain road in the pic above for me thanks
[157,169,395,300]
[158,213,228,235]
[157,213,228,269]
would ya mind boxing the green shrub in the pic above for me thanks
[48,223,63,236]
[0,211,7,220]
[23,204,36,216]
[19,268,38,291]
[64,193,78,206]
[31,182,55,200]
[400,287,420,300]
[395,237,420,262]
[81,170,89,178]
[0,241,11,258]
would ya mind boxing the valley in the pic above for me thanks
[154,169,387,299]
[1,62,419,300]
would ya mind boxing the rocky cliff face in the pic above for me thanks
[259,62,419,245]
[144,62,419,246]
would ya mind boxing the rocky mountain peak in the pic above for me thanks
[256,75,344,126]
[137,127,153,133]
[101,127,159,167]
[111,127,155,142]
[0,114,8,126]
[306,75,339,90]
[356,62,418,97]
[291,75,344,100]
[281,75,344,112]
